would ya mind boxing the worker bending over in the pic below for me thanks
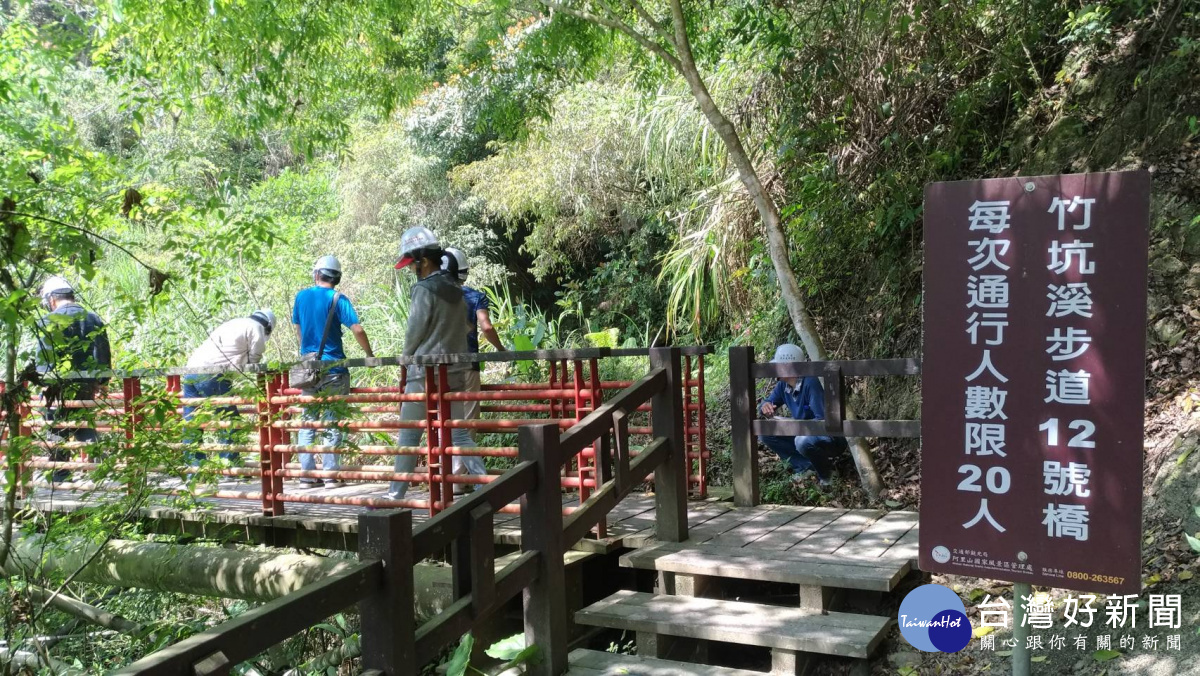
[181,309,275,465]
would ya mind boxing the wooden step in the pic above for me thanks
[574,590,890,659]
[621,542,908,592]
[565,649,764,676]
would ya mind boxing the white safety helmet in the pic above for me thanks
[312,255,341,274]
[40,276,74,299]
[770,344,805,363]
[250,309,276,334]
[441,247,469,280]
[395,226,440,269]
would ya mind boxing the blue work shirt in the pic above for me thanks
[463,285,489,370]
[761,377,834,442]
[291,286,361,374]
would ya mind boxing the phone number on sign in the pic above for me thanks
[1066,571,1125,585]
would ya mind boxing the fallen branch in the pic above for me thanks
[0,646,85,675]
[24,584,145,636]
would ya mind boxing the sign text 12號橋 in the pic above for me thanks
[919,170,1150,594]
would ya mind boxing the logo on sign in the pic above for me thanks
[931,546,951,564]
[898,584,972,653]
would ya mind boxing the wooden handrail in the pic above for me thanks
[112,351,693,676]
[752,357,920,378]
[557,367,665,460]
[413,551,540,665]
[411,460,538,561]
[562,436,670,547]
[729,346,922,507]
[13,346,713,381]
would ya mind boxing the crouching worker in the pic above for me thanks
[757,344,848,487]
[181,309,275,465]
[388,227,478,501]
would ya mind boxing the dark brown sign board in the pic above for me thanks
[920,170,1149,594]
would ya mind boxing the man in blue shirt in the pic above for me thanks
[441,248,506,494]
[291,255,374,489]
[757,344,847,486]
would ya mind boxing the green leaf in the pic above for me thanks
[505,645,541,667]
[446,634,474,676]
[485,633,527,661]
[1093,649,1121,662]
[1032,656,1047,663]
[1193,505,1200,519]
[897,667,916,676]
[1186,533,1200,553]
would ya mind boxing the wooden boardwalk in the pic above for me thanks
[20,479,918,563]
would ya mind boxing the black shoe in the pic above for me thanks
[297,480,324,489]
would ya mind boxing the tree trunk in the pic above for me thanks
[665,1,883,497]
[6,533,463,605]
[6,534,357,602]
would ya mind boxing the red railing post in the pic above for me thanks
[587,357,607,538]
[684,354,694,497]
[424,366,440,516]
[437,364,452,510]
[571,359,588,507]
[697,353,708,498]
[257,373,271,516]
[267,373,287,516]
[547,361,558,420]
[122,376,142,446]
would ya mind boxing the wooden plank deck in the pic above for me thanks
[17,479,919,564]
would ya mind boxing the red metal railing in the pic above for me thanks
[1,348,710,519]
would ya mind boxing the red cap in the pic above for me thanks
[395,255,415,269]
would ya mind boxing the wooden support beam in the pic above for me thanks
[359,510,416,676]
[520,424,569,676]
[729,346,758,507]
[650,347,687,543]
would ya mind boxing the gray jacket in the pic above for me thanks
[404,270,470,376]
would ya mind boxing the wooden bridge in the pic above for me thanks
[5,346,923,676]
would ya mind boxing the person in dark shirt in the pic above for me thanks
[441,248,506,494]
[35,276,111,483]
[388,229,477,500]
[757,344,847,486]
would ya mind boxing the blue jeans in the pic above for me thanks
[297,371,350,480]
[390,368,476,498]
[182,376,240,464]
[758,434,845,480]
